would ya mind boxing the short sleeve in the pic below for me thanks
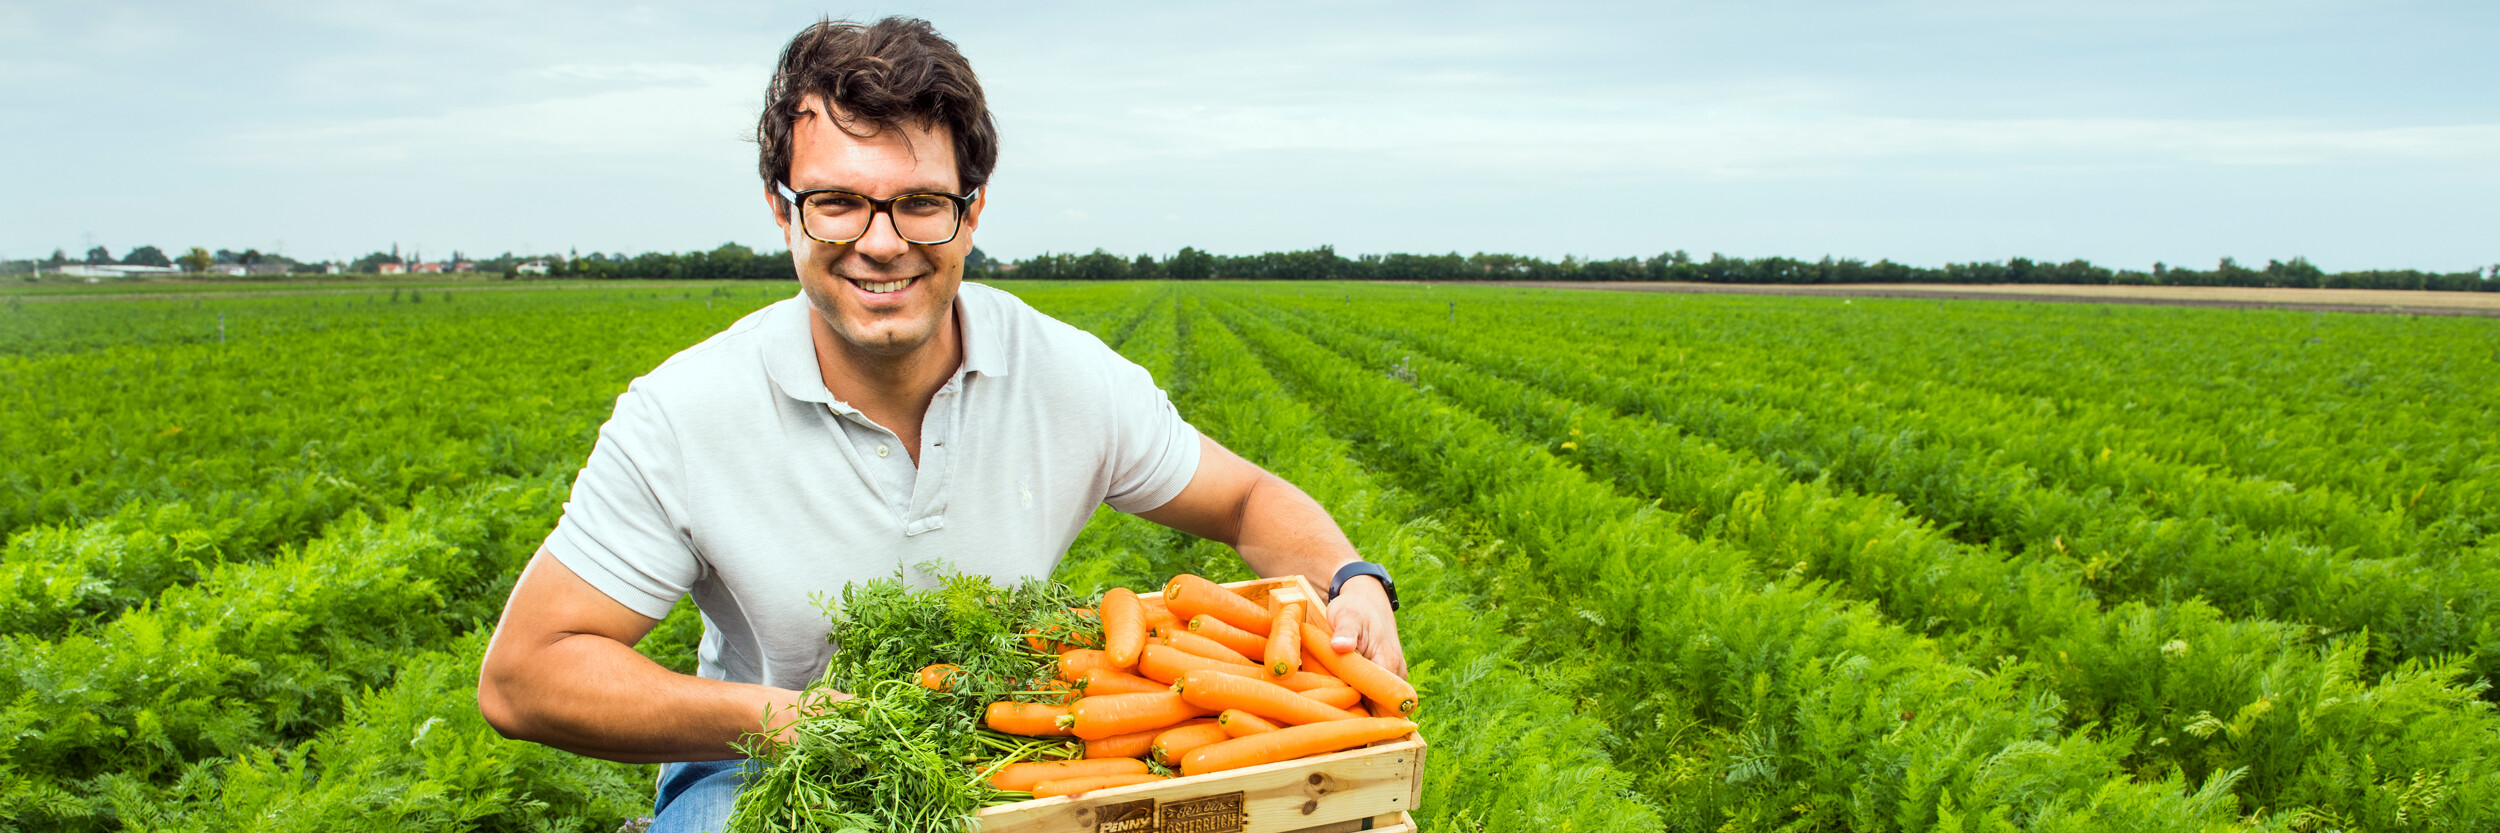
[1100,358,1204,515]
[545,384,701,619]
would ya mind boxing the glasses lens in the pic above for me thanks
[801,193,870,243]
[891,195,962,244]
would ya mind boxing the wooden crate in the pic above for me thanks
[973,576,1426,833]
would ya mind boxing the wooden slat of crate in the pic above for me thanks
[972,735,1422,833]
[1292,811,1416,833]
[974,576,1425,833]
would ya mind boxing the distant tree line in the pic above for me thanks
[994,247,2500,293]
[11,241,2493,292]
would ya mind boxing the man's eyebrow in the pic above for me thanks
[791,182,966,196]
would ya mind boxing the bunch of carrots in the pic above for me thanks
[933,574,1419,800]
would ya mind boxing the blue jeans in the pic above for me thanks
[652,759,753,833]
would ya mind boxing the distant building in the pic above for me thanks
[207,265,247,276]
[322,264,342,274]
[54,264,182,277]
[453,261,475,273]
[414,262,445,274]
[379,262,405,274]
[245,264,289,275]
[517,260,551,275]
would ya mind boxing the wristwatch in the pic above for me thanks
[1329,561,1399,611]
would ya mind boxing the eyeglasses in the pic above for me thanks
[776,183,978,246]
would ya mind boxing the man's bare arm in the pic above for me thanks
[1136,435,1407,677]
[476,549,823,762]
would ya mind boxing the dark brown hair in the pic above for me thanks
[756,17,998,203]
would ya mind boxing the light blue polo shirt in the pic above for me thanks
[546,282,1201,688]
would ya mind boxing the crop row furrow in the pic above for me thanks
[1274,291,2499,681]
[1243,292,2500,823]
[1201,291,2284,831]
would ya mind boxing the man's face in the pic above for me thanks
[773,98,985,360]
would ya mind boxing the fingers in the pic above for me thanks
[1324,595,1410,679]
[1329,608,1364,654]
[1369,628,1409,679]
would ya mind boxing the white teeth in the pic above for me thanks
[859,278,913,294]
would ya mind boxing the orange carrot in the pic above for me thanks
[1345,702,1371,717]
[1163,574,1273,635]
[990,758,1148,791]
[1062,692,1211,740]
[1275,668,1345,692]
[1264,603,1303,678]
[985,702,1074,737]
[1057,649,1120,682]
[1171,669,1355,726]
[1031,773,1167,798]
[1076,668,1169,696]
[916,663,958,691]
[1101,588,1147,669]
[1187,614,1269,659]
[1299,622,1419,717]
[1216,709,1281,738]
[1153,722,1234,766]
[1139,643,1265,685]
[1162,630,1258,666]
[1084,726,1160,759]
[1300,686,1362,710]
[1179,717,1417,776]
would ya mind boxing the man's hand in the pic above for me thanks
[761,686,856,746]
[1325,575,1407,678]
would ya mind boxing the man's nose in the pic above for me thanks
[851,209,911,262]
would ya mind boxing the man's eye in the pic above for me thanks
[809,195,866,213]
[896,196,949,215]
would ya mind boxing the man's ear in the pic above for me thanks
[961,185,988,234]
[767,191,799,251]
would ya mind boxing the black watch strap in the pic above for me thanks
[1329,561,1399,611]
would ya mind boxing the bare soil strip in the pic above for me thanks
[1455,281,2500,317]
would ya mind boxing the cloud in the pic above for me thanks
[215,62,765,166]
[1007,75,2500,184]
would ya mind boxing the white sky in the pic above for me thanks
[3,0,2494,272]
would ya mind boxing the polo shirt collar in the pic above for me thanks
[953,283,1009,380]
[763,288,1007,409]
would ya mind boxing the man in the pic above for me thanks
[475,17,1405,830]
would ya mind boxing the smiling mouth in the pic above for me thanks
[850,277,916,294]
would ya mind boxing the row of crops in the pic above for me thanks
[0,280,2492,831]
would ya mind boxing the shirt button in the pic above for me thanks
[876,444,890,458]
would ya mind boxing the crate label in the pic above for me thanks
[1096,798,1157,833]
[1159,792,1247,833]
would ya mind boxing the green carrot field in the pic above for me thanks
[2,281,2494,831]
